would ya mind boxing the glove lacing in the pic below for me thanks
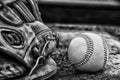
[28,41,50,76]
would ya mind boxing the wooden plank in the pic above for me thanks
[38,0,120,6]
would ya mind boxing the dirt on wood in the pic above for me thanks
[48,24,120,80]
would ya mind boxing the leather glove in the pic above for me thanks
[0,0,57,80]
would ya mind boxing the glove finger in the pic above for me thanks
[0,74,4,80]
[0,0,16,4]
[0,70,14,79]
[26,0,42,21]
[0,63,26,80]
[8,64,25,76]
[12,0,35,22]
[0,5,23,26]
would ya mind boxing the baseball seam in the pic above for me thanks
[72,34,94,68]
[101,36,108,69]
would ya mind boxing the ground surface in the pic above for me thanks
[48,24,120,80]
[17,24,120,80]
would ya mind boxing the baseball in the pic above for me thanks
[68,32,109,73]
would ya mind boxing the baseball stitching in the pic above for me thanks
[72,34,94,68]
[101,35,108,69]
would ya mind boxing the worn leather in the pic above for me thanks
[0,0,57,80]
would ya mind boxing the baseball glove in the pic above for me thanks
[0,0,57,80]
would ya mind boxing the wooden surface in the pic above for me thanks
[38,0,120,6]
[15,24,120,80]
[38,2,120,25]
[47,24,120,80]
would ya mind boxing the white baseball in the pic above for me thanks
[68,32,109,72]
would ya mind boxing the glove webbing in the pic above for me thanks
[0,0,42,26]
